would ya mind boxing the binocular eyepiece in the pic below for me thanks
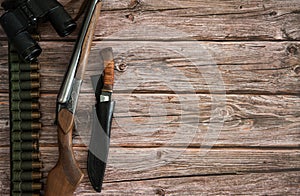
[0,0,76,62]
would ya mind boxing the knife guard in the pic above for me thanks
[88,100,115,192]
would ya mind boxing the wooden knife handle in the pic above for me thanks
[45,109,84,196]
[103,60,115,91]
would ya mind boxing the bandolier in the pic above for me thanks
[8,37,42,195]
[1,0,77,194]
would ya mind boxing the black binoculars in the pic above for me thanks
[0,0,76,62]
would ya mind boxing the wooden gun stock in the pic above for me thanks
[45,109,84,196]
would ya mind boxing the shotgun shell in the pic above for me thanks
[11,72,40,81]
[12,171,42,181]
[12,121,42,131]
[12,152,40,161]
[11,101,40,111]
[11,132,39,141]
[12,141,38,151]
[12,111,41,121]
[13,161,43,171]
[13,182,42,191]
[11,81,40,91]
[11,91,40,101]
[10,62,40,72]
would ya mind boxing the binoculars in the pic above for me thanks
[0,0,76,62]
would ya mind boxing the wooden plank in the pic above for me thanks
[85,171,300,195]
[41,147,300,182]
[0,93,299,147]
[91,0,300,41]
[0,147,298,194]
[1,0,300,40]
[1,41,300,94]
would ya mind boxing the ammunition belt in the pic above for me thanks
[9,42,43,195]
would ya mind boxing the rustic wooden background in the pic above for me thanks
[1,0,300,195]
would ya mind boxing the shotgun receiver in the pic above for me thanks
[45,0,102,195]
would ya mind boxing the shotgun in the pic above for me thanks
[45,0,102,195]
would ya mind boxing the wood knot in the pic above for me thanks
[293,65,300,74]
[155,188,165,196]
[287,44,299,55]
[269,11,277,16]
[116,63,128,72]
[126,13,135,22]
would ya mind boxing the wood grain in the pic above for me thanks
[1,0,300,41]
[0,41,300,94]
[0,147,299,195]
[90,171,300,195]
[0,93,299,148]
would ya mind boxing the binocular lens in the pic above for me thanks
[0,0,76,61]
[12,32,42,62]
[0,11,42,62]
[48,6,76,37]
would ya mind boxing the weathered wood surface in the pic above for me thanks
[0,0,299,195]
[1,0,300,40]
[0,147,299,195]
[1,41,300,94]
[1,93,300,147]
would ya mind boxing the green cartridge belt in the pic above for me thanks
[9,42,43,195]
